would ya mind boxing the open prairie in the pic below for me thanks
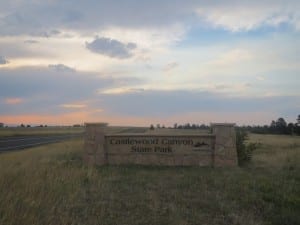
[0,132,299,225]
[0,126,85,137]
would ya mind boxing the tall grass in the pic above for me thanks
[0,134,299,225]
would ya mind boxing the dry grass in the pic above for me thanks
[249,134,300,170]
[0,134,299,225]
[0,127,84,137]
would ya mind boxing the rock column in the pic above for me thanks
[211,123,237,167]
[84,122,107,166]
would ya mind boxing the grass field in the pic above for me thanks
[0,126,84,137]
[0,133,299,225]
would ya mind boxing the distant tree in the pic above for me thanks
[276,117,288,134]
[287,123,294,135]
[20,124,25,127]
[276,117,287,127]
[26,125,31,128]
[296,115,300,135]
[236,115,300,135]
[270,120,276,127]
[173,123,177,129]
[150,124,154,130]
[200,124,208,129]
[263,125,269,133]
[184,123,191,129]
[269,120,276,133]
[162,125,165,129]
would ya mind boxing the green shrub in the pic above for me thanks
[236,129,258,166]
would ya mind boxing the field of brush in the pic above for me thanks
[0,128,299,225]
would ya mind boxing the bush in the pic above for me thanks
[236,129,258,166]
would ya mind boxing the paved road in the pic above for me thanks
[0,134,84,152]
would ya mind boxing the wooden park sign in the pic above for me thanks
[84,123,238,167]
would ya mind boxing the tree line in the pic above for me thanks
[150,115,300,135]
[240,115,300,135]
[150,123,209,130]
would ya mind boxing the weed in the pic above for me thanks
[0,134,299,225]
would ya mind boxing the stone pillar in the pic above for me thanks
[84,122,108,166]
[211,123,237,167]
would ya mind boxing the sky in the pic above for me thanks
[0,0,299,126]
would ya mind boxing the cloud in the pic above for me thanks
[0,0,197,35]
[48,64,76,72]
[0,56,9,65]
[0,66,111,115]
[0,66,144,115]
[256,76,265,81]
[0,65,299,125]
[163,62,179,72]
[0,0,299,37]
[214,84,231,90]
[0,112,95,126]
[207,49,253,67]
[86,37,137,59]
[196,1,300,31]
[0,1,299,126]
[24,40,39,44]
[41,30,61,37]
[99,87,145,95]
[4,98,23,105]
[60,103,87,109]
[99,89,300,123]
[0,38,47,59]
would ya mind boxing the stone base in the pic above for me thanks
[84,122,238,167]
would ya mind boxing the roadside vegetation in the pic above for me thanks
[236,129,260,166]
[0,134,299,225]
[0,126,84,137]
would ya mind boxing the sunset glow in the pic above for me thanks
[0,0,299,126]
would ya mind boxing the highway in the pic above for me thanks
[0,134,84,152]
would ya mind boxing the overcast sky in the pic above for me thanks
[0,0,299,126]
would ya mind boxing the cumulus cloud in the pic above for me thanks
[0,0,197,35]
[196,1,300,31]
[86,37,137,59]
[0,56,9,65]
[48,64,76,72]
[0,0,299,36]
[0,1,299,126]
